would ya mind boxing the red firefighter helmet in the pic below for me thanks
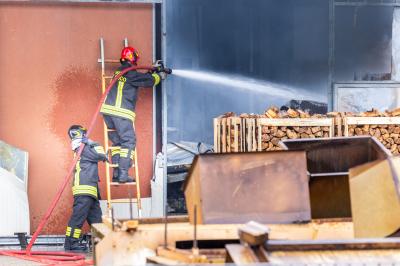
[120,46,139,64]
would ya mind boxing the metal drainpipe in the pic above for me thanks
[152,2,157,179]
[161,0,168,216]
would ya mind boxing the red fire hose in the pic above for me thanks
[0,65,154,265]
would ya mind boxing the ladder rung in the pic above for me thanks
[107,129,116,132]
[111,182,137,186]
[103,75,114,79]
[110,198,138,203]
[98,59,120,63]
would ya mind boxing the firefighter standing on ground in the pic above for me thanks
[64,125,107,252]
[100,46,168,183]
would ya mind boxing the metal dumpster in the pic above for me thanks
[280,136,391,219]
[184,151,311,224]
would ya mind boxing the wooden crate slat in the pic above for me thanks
[222,118,227,153]
[335,117,342,137]
[330,118,335,137]
[345,117,400,125]
[253,119,257,151]
[257,118,334,127]
[213,118,219,153]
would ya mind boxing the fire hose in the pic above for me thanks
[0,64,171,265]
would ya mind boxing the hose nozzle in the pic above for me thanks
[153,60,172,74]
[164,67,173,74]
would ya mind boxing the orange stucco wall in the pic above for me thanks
[0,3,154,234]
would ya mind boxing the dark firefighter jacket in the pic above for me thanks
[72,141,107,199]
[100,62,161,121]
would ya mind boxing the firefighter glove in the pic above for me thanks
[159,72,167,80]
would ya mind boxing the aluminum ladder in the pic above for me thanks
[98,37,142,218]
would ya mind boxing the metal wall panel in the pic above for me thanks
[165,0,393,144]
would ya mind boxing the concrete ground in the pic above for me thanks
[0,256,42,266]
[0,246,92,266]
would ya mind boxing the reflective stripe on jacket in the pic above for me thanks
[72,141,107,199]
[100,62,160,121]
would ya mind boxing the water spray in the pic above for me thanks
[172,69,323,101]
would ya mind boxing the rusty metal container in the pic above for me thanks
[184,151,311,224]
[280,136,391,219]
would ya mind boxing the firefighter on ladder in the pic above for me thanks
[64,125,107,252]
[100,46,169,183]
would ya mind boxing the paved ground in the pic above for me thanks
[0,246,92,266]
[0,256,43,266]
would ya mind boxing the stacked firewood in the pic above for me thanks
[341,108,400,155]
[327,107,400,118]
[260,125,331,151]
[258,107,331,151]
[215,107,400,154]
[238,106,327,119]
[347,124,400,154]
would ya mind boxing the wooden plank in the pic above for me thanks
[336,116,342,137]
[225,244,259,264]
[246,119,250,152]
[147,256,184,265]
[344,116,349,137]
[92,222,112,240]
[221,118,227,153]
[234,123,239,152]
[213,118,218,153]
[257,118,334,127]
[266,238,400,251]
[345,116,400,125]
[156,247,195,263]
[266,250,400,264]
[249,119,254,151]
[241,118,245,152]
[257,123,262,151]
[227,118,231,153]
[245,119,248,152]
[253,119,257,151]
[138,215,189,225]
[330,118,335,137]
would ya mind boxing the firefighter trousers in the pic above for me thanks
[65,195,102,239]
[103,115,135,171]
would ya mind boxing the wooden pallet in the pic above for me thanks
[214,117,243,153]
[245,118,258,152]
[256,118,335,151]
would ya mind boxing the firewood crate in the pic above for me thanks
[256,118,335,151]
[343,116,400,154]
[214,117,244,153]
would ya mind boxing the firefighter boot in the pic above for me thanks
[111,153,120,182]
[64,237,87,252]
[118,156,134,183]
